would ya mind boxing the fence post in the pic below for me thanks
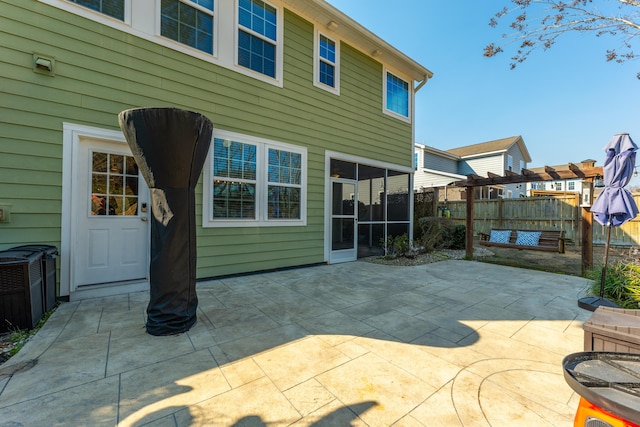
[582,178,594,274]
[433,188,439,217]
[466,187,475,259]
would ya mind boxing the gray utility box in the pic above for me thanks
[0,250,44,332]
[583,306,640,354]
[11,245,58,311]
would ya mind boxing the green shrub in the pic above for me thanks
[585,261,640,308]
[415,217,466,252]
[380,233,412,259]
[441,224,466,250]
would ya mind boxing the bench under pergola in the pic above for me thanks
[451,160,604,273]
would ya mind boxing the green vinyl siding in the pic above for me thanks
[0,0,413,279]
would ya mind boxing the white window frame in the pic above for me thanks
[234,0,284,84]
[157,0,218,57]
[202,130,307,227]
[39,0,286,87]
[568,181,575,191]
[383,68,411,123]
[313,28,340,95]
[519,160,525,172]
[39,0,132,25]
[507,155,513,171]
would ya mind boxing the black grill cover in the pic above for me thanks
[118,107,213,336]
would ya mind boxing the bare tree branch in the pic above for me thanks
[485,0,640,78]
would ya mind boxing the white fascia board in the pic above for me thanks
[422,168,466,180]
[458,150,507,160]
[422,145,461,161]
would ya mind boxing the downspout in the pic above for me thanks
[410,74,431,243]
[414,74,431,93]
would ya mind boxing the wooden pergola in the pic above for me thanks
[451,160,604,273]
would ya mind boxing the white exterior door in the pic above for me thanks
[330,179,358,263]
[72,137,150,288]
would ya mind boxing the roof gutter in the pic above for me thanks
[282,0,433,81]
[414,74,431,93]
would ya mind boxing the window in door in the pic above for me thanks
[90,151,139,216]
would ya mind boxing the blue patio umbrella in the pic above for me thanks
[579,133,639,311]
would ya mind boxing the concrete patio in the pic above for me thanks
[0,259,593,426]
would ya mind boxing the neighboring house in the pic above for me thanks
[413,143,467,202]
[0,0,432,300]
[414,136,532,200]
[525,165,586,196]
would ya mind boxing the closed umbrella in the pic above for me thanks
[579,132,639,311]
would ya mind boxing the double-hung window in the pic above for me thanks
[237,0,277,78]
[267,148,302,219]
[68,0,125,20]
[384,70,410,121]
[314,31,339,93]
[161,0,215,55]
[49,0,284,85]
[203,131,307,227]
[211,139,257,219]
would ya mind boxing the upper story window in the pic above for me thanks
[568,181,575,191]
[161,0,215,55]
[237,0,277,78]
[507,155,513,171]
[519,160,525,172]
[203,130,307,227]
[70,0,124,20]
[44,0,284,86]
[384,70,410,121]
[314,30,339,94]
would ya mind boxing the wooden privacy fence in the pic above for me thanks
[427,193,640,247]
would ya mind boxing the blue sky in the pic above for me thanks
[326,0,640,184]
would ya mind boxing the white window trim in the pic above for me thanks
[38,0,285,87]
[234,0,284,85]
[507,154,513,171]
[382,68,411,123]
[313,28,340,95]
[155,0,219,58]
[39,0,133,25]
[202,130,307,227]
